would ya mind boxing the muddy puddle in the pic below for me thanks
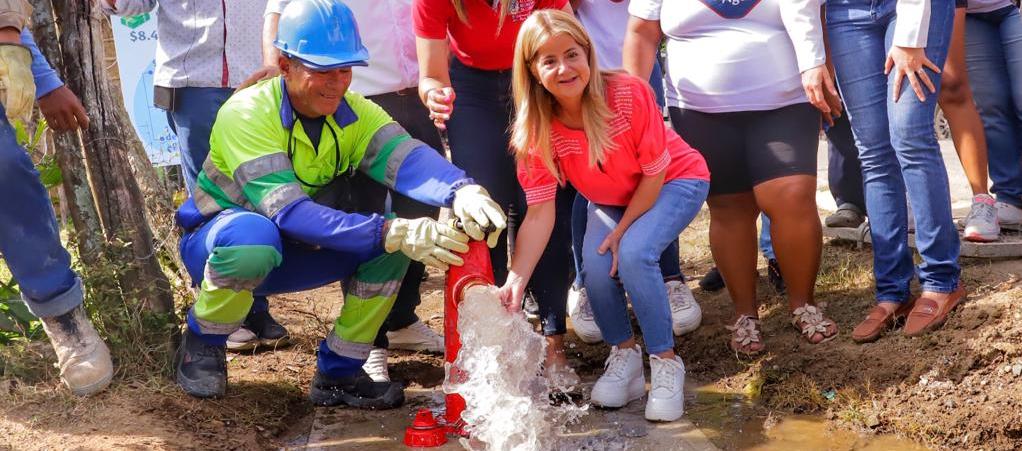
[686,385,931,451]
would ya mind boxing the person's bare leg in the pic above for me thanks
[545,334,568,367]
[753,175,821,310]
[706,192,760,319]
[940,7,990,196]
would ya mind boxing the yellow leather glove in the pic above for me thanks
[0,43,35,125]
[452,184,507,248]
[384,217,470,271]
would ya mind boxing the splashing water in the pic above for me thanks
[446,285,587,451]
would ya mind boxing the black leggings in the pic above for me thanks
[668,103,819,196]
[447,59,574,336]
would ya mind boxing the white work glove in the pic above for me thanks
[451,184,507,248]
[0,43,35,125]
[384,217,470,270]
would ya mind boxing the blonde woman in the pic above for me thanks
[497,10,709,422]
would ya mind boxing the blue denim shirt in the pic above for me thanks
[19,29,63,99]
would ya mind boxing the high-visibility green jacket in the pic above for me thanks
[177,76,471,256]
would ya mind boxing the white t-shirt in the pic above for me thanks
[576,0,631,70]
[629,0,826,113]
[967,0,1014,13]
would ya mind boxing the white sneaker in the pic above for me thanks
[362,347,390,382]
[963,194,999,242]
[40,306,113,397]
[645,354,686,422]
[666,280,702,336]
[996,201,1022,226]
[386,320,443,353]
[590,346,645,408]
[567,286,603,344]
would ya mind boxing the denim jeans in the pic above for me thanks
[368,89,445,347]
[447,59,574,336]
[827,0,960,302]
[759,214,775,260]
[582,179,709,355]
[826,112,865,210]
[165,86,234,194]
[570,192,682,287]
[965,7,1022,208]
[0,104,82,318]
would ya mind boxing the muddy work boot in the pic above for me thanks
[309,368,405,409]
[40,305,113,397]
[175,328,227,398]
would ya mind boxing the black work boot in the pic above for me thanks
[309,369,405,409]
[175,328,227,398]
[698,267,725,292]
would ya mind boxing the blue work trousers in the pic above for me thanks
[0,105,81,318]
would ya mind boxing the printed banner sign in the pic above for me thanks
[110,11,180,167]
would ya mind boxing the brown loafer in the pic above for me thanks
[851,301,915,343]
[904,287,967,337]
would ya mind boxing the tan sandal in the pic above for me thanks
[727,315,764,355]
[791,305,838,344]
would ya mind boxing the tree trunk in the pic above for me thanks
[31,3,104,264]
[39,0,175,314]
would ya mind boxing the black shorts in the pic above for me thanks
[668,103,819,196]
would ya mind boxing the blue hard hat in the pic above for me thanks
[273,0,369,70]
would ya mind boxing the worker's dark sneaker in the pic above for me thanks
[227,310,291,351]
[175,328,227,398]
[767,259,786,294]
[824,203,866,228]
[698,267,725,292]
[308,369,405,409]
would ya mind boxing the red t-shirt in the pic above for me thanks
[517,74,710,207]
[413,0,568,71]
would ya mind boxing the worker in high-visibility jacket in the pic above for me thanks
[173,0,506,409]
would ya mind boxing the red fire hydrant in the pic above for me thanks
[442,239,495,437]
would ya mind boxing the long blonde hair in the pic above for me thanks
[510,9,615,182]
[452,0,512,32]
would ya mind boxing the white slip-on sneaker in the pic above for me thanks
[645,354,686,422]
[567,286,603,344]
[963,194,999,242]
[362,347,390,382]
[386,320,443,353]
[996,201,1022,226]
[666,280,702,336]
[226,326,259,352]
[590,345,645,408]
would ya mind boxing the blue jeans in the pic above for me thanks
[0,105,82,318]
[828,0,959,302]
[582,179,708,355]
[759,214,775,260]
[165,87,234,195]
[447,59,574,336]
[570,192,682,287]
[965,7,1022,208]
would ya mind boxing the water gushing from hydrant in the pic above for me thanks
[446,285,587,451]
